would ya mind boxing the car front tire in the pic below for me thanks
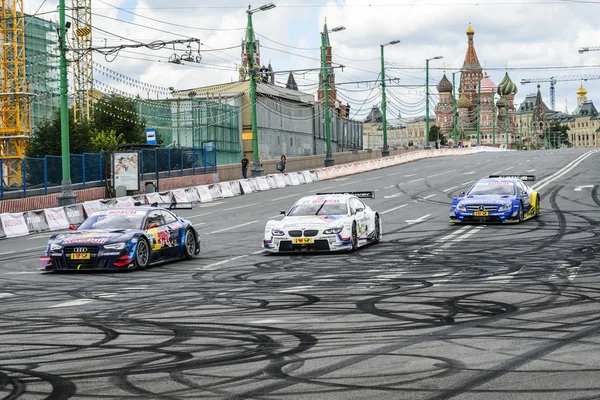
[135,238,150,269]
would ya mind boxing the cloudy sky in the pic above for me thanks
[26,0,600,120]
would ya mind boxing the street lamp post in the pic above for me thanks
[380,40,400,157]
[247,3,275,177]
[322,24,345,167]
[476,79,481,146]
[425,56,443,145]
[56,0,76,206]
[452,71,459,146]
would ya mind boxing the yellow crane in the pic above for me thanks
[71,0,93,122]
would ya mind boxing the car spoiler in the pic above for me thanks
[135,201,197,210]
[316,191,376,199]
[488,175,536,181]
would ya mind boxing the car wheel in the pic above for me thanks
[351,223,358,251]
[534,197,541,217]
[183,229,197,259]
[373,216,381,244]
[135,238,150,269]
[518,202,524,223]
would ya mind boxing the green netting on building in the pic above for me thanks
[24,15,60,133]
[135,98,241,165]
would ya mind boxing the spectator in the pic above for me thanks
[241,154,249,178]
[276,154,287,173]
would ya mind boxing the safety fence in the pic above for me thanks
[1,145,217,201]
[0,147,476,239]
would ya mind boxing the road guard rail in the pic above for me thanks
[0,147,483,239]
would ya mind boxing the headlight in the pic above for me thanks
[323,225,344,234]
[498,203,512,211]
[104,243,126,250]
[456,203,466,211]
[271,229,285,236]
[50,243,62,251]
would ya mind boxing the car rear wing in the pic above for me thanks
[488,175,536,181]
[316,191,376,199]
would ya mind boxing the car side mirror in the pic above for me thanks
[459,191,466,196]
[279,210,286,215]
[356,208,364,213]
[69,224,77,231]
[147,223,159,229]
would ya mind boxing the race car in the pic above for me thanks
[263,191,382,253]
[39,206,201,271]
[449,175,541,224]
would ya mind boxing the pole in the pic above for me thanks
[476,79,481,146]
[323,32,334,167]
[519,108,523,150]
[57,0,76,206]
[425,59,430,145]
[452,72,457,145]
[380,45,389,157]
[505,105,509,149]
[248,8,264,177]
[492,95,496,147]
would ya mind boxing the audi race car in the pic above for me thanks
[449,175,541,224]
[40,207,201,271]
[263,191,382,253]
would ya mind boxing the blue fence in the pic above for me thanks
[0,144,217,200]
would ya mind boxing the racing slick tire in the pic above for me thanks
[373,215,381,244]
[135,238,150,269]
[183,229,197,260]
[351,222,358,251]
[517,202,524,223]
[534,197,541,218]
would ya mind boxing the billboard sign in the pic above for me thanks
[113,152,140,191]
[145,129,157,145]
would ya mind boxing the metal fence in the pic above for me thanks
[0,144,217,200]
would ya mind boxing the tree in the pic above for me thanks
[547,121,571,149]
[92,95,147,144]
[428,125,447,146]
[91,129,125,152]
[27,110,92,158]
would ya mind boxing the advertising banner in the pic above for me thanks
[208,184,223,200]
[171,189,189,204]
[25,210,50,233]
[238,179,253,194]
[1,213,29,238]
[195,185,213,203]
[115,196,135,207]
[113,151,140,191]
[0,219,5,239]
[274,174,287,189]
[219,182,235,198]
[256,176,271,191]
[64,204,85,225]
[83,200,104,217]
[289,172,301,186]
[44,207,70,231]
[229,181,242,196]
[266,175,278,189]
[185,187,199,202]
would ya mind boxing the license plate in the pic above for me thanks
[293,238,313,244]
[474,211,488,216]
[70,253,90,260]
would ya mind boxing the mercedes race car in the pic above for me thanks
[263,191,382,253]
[40,207,201,271]
[449,175,541,224]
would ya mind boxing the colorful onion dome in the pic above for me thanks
[456,93,472,108]
[576,82,588,97]
[466,24,474,35]
[497,71,518,96]
[496,96,507,108]
[479,72,495,93]
[436,74,453,93]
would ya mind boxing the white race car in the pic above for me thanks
[263,192,382,253]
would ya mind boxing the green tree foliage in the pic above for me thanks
[27,111,92,158]
[428,125,448,146]
[547,121,571,149]
[92,95,146,144]
[90,129,125,152]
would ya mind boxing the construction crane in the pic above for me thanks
[520,75,600,111]
[71,0,93,122]
[579,46,600,54]
[0,0,34,187]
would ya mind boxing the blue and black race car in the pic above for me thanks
[449,175,541,224]
[40,206,201,271]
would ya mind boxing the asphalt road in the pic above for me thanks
[1,148,600,400]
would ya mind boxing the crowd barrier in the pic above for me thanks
[0,148,473,240]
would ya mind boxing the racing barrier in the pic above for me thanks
[0,147,473,239]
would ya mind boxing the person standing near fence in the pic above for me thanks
[276,154,287,174]
[241,154,249,179]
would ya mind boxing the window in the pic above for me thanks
[145,211,164,229]
[290,137,293,146]
[162,211,177,224]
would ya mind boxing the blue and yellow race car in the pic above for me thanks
[449,175,541,224]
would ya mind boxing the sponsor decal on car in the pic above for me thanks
[63,237,109,244]
[99,251,122,256]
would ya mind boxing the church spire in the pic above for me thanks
[462,22,481,70]
[322,17,330,46]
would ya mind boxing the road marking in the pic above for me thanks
[188,212,211,218]
[224,205,248,211]
[486,267,522,284]
[196,254,248,270]
[97,293,117,298]
[532,150,599,192]
[423,194,436,200]
[339,181,361,186]
[251,319,282,324]
[333,178,349,181]
[0,293,15,298]
[381,204,408,215]
[4,271,38,275]
[199,201,224,208]
[209,221,259,234]
[270,193,299,201]
[313,186,334,191]
[49,299,95,308]
[280,286,313,292]
[252,250,264,254]
[464,171,475,175]
[527,169,535,172]
[574,185,594,192]
[505,166,513,171]
[388,172,404,176]
[443,186,459,193]
[491,170,503,174]
[0,251,16,255]
[406,214,431,224]
[462,180,476,185]
[384,193,403,199]
[366,176,382,181]
[405,174,417,177]
[408,178,424,183]
[384,185,396,189]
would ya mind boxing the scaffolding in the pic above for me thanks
[71,0,93,121]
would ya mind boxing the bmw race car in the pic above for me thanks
[263,191,382,253]
[40,207,201,271]
[449,175,541,224]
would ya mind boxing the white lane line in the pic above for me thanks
[443,186,459,193]
[313,186,334,191]
[269,215,284,219]
[505,166,513,171]
[381,204,408,215]
[271,193,301,201]
[532,150,599,192]
[199,201,224,208]
[366,176,382,181]
[464,171,475,175]
[97,293,117,298]
[405,174,417,177]
[423,194,437,200]
[224,205,248,211]
[339,181,360,187]
[408,178,424,183]
[384,185,396,189]
[4,272,38,275]
[436,226,483,249]
[527,169,536,172]
[209,221,259,234]
[427,172,444,178]
[462,180,476,185]
[196,254,248,270]
[388,172,404,176]
[49,299,95,308]
[280,286,313,292]
[438,225,473,242]
[384,193,403,199]
[121,286,149,290]
[486,267,522,284]
[0,251,16,255]
[334,178,349,181]
[445,169,457,174]
[0,293,15,298]
[406,214,431,225]
[252,250,264,254]
[491,170,503,175]
[188,212,211,218]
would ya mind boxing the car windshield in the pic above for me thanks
[468,182,515,196]
[287,200,348,216]
[78,211,146,230]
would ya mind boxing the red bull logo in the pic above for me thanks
[147,228,171,247]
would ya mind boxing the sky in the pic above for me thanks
[24,0,600,121]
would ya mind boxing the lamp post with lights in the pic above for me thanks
[322,23,345,167]
[425,56,443,144]
[380,40,400,157]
